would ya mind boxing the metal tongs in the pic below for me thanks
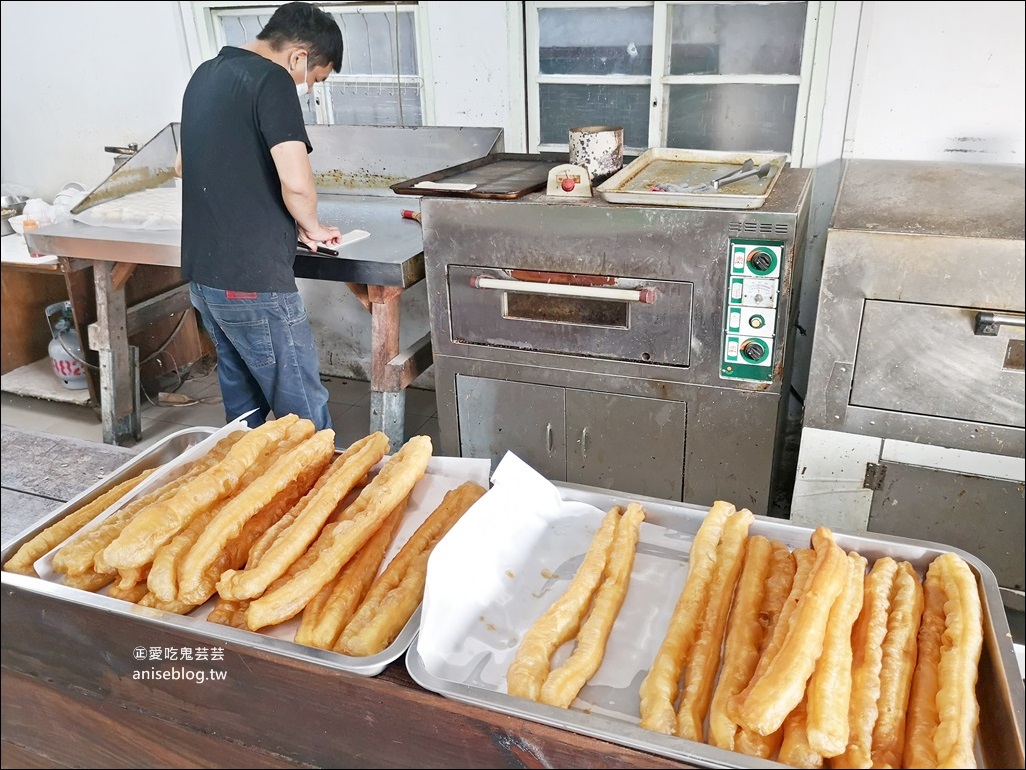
[651,158,772,194]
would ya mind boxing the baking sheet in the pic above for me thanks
[391,153,566,200]
[596,148,788,209]
[4,423,491,678]
[408,452,1026,768]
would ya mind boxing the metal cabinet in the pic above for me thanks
[456,375,686,500]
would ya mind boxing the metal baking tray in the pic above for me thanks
[595,148,788,209]
[406,473,1025,769]
[391,152,566,200]
[0,426,473,678]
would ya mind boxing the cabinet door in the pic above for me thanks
[566,390,687,501]
[455,375,566,481]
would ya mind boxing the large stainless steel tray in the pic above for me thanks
[1,426,473,678]
[406,466,1025,769]
[596,148,788,209]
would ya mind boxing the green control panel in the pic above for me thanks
[721,238,784,382]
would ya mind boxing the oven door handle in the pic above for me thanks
[974,311,1025,336]
[470,276,656,304]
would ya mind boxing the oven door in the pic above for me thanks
[447,266,693,367]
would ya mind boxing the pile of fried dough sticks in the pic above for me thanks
[4,414,486,657]
[506,500,985,769]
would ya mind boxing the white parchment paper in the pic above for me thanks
[419,451,698,721]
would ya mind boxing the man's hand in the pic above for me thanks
[298,223,342,251]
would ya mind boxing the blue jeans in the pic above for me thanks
[189,282,331,431]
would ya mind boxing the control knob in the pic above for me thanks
[740,339,767,363]
[748,249,774,273]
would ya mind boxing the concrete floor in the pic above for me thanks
[0,366,440,454]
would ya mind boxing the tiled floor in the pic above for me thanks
[0,367,440,454]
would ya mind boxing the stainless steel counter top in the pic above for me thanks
[24,194,425,288]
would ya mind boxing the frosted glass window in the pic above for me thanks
[528,2,814,158]
[212,4,424,127]
[539,84,650,150]
[668,3,806,75]
[539,6,654,76]
[665,83,800,152]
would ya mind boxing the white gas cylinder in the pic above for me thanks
[45,301,88,390]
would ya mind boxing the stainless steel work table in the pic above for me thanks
[26,194,429,451]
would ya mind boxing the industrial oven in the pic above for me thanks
[421,168,812,516]
[790,159,1025,612]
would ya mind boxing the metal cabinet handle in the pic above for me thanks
[580,427,589,459]
[546,423,554,454]
[471,275,656,304]
[974,311,1025,336]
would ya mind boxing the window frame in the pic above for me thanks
[524,0,828,163]
[179,1,433,126]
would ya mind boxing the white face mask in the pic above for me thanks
[295,54,310,98]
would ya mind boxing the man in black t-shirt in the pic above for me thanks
[176,2,344,432]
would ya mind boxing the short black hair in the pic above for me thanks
[257,2,345,73]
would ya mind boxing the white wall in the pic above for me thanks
[424,2,524,147]
[0,1,193,200]
[2,1,1024,391]
[788,0,1024,397]
[845,1,1025,164]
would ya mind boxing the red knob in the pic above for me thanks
[561,178,576,192]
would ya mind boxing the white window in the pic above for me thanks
[184,2,428,126]
[525,1,823,162]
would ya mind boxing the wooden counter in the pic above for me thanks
[0,426,694,769]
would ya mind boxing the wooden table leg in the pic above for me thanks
[368,285,405,452]
[89,261,140,445]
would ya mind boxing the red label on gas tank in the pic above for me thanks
[53,359,84,376]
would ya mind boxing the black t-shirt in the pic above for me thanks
[179,47,311,293]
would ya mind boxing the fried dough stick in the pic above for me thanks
[52,432,244,577]
[733,527,847,737]
[871,561,924,769]
[506,506,621,701]
[639,500,735,734]
[62,570,115,592]
[207,597,249,628]
[102,416,300,571]
[209,502,350,628]
[931,553,982,769]
[539,502,646,709]
[3,468,155,576]
[834,556,899,769]
[108,575,150,604]
[806,551,867,758]
[244,468,367,569]
[177,428,335,605]
[295,498,407,650]
[780,696,824,768]
[709,537,794,753]
[245,435,433,631]
[216,431,389,602]
[139,459,327,615]
[337,481,488,657]
[733,547,812,759]
[903,560,948,768]
[147,420,315,602]
[675,508,754,742]
[190,461,328,607]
